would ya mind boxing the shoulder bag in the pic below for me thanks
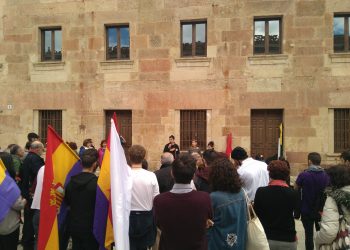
[244,190,270,250]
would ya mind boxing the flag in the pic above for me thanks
[38,126,81,250]
[278,123,283,158]
[0,159,20,222]
[94,116,132,250]
[110,118,132,250]
[94,114,118,250]
[94,132,114,249]
[226,133,233,157]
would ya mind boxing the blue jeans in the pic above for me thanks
[32,210,40,250]
[301,214,320,250]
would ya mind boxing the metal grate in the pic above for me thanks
[39,110,62,144]
[334,109,350,153]
[180,110,207,151]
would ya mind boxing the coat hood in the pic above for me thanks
[326,185,350,210]
[70,172,96,190]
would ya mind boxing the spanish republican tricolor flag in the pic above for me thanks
[0,158,20,223]
[94,115,132,250]
[38,126,81,250]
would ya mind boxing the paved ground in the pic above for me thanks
[17,220,307,250]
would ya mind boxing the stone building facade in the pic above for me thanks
[0,0,350,172]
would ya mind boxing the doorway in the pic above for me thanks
[251,109,283,161]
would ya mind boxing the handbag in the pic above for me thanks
[319,205,350,250]
[244,190,270,250]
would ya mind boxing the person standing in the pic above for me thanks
[188,139,201,154]
[155,152,175,193]
[78,138,94,158]
[315,165,350,249]
[21,141,45,250]
[153,153,213,250]
[128,145,159,250]
[163,135,180,159]
[97,139,107,166]
[64,148,99,250]
[340,149,350,166]
[230,147,269,201]
[0,153,27,250]
[254,160,298,250]
[208,157,247,250]
[295,152,330,250]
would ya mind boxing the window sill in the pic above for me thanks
[175,57,211,68]
[329,53,350,63]
[100,60,134,70]
[33,61,65,71]
[326,153,341,157]
[248,54,288,65]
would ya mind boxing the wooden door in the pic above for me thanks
[105,110,132,148]
[251,109,283,160]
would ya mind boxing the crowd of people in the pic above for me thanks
[0,133,350,250]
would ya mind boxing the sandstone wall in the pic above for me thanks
[0,0,350,171]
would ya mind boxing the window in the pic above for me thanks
[39,110,62,144]
[254,17,282,54]
[181,21,207,57]
[334,15,350,52]
[41,28,62,61]
[106,25,130,60]
[105,110,132,148]
[334,109,350,153]
[180,110,207,150]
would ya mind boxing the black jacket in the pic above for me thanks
[155,164,174,193]
[21,151,45,200]
[64,172,98,233]
[254,186,298,242]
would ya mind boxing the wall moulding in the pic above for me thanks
[248,54,288,65]
[175,57,211,68]
[329,53,350,63]
[100,60,134,71]
[32,61,65,71]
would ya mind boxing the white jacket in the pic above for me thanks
[315,186,350,247]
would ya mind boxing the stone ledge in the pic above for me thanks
[100,60,134,70]
[329,53,350,63]
[248,54,288,65]
[175,57,211,68]
[33,61,65,71]
[326,153,341,157]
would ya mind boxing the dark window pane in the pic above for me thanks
[120,27,130,59]
[54,30,62,60]
[334,109,350,153]
[44,30,52,60]
[334,17,345,52]
[254,21,265,54]
[107,27,117,59]
[39,110,62,144]
[182,24,192,56]
[195,23,206,56]
[180,110,207,150]
[348,18,350,51]
[269,20,280,53]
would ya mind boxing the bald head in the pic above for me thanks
[161,152,174,165]
[30,141,44,156]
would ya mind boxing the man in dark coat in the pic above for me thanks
[21,141,45,250]
[155,152,175,193]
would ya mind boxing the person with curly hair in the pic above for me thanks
[207,157,247,250]
[254,160,298,250]
[315,165,350,249]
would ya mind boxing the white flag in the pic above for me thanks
[110,119,132,250]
